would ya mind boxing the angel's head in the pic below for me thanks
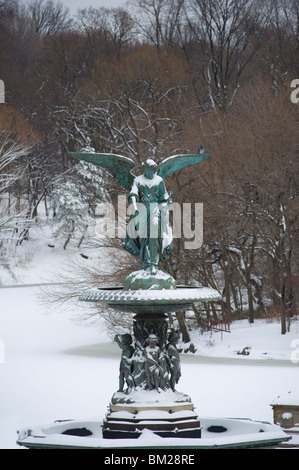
[142,158,157,180]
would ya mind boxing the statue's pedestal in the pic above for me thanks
[124,268,176,291]
[103,388,201,439]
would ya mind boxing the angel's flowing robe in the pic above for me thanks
[122,174,173,267]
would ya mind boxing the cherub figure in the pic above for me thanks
[144,334,164,391]
[166,331,181,392]
[114,334,134,393]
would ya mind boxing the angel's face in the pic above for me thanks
[144,166,155,180]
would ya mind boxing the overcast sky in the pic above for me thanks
[61,0,130,16]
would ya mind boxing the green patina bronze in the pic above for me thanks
[68,146,220,406]
[68,149,211,287]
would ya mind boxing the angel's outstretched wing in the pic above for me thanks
[68,151,136,191]
[157,153,212,180]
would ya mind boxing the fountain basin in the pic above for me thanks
[17,416,291,449]
[79,286,222,314]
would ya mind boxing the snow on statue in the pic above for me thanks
[68,147,211,274]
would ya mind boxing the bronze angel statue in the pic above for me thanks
[68,148,211,274]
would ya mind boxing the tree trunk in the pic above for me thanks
[281,307,287,335]
[176,311,190,343]
[64,221,75,250]
[246,271,255,324]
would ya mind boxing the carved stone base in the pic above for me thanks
[111,388,192,406]
[103,389,201,439]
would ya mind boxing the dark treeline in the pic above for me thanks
[0,0,298,334]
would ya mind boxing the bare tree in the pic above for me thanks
[75,6,134,67]
[184,0,270,109]
[0,132,33,249]
[130,0,185,50]
[262,0,299,78]
[27,0,72,35]
[196,80,299,331]
[0,133,31,191]
[60,47,196,163]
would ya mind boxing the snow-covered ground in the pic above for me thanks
[187,318,299,362]
[0,230,298,449]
